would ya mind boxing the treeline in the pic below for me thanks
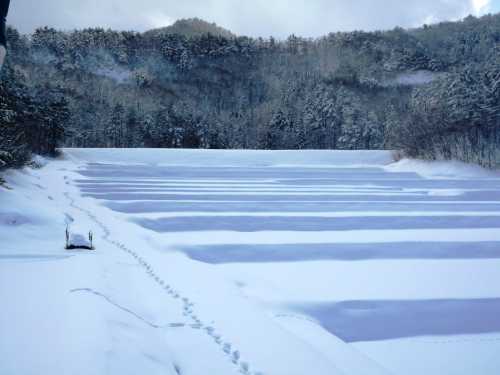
[0,65,69,168]
[1,14,499,168]
[398,57,500,167]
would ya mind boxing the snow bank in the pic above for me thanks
[64,148,395,168]
[29,154,50,168]
[385,158,500,179]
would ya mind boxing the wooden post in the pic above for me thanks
[65,226,69,249]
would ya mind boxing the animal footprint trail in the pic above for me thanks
[64,189,265,375]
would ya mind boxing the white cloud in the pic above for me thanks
[472,0,492,14]
[7,0,493,37]
[145,13,175,29]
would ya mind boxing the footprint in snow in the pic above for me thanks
[213,334,222,344]
[231,350,240,364]
[69,197,265,375]
[239,362,250,374]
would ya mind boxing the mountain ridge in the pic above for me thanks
[144,18,235,39]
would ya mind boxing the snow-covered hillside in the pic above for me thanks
[2,149,500,375]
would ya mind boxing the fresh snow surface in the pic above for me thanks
[385,158,498,179]
[1,149,500,375]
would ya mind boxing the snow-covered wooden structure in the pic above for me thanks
[65,225,94,250]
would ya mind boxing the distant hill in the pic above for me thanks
[145,18,235,39]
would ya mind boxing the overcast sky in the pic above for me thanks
[8,0,500,38]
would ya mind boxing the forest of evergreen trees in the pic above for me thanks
[0,15,499,169]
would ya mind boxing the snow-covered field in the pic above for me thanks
[2,149,500,375]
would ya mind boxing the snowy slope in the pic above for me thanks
[2,149,500,375]
[0,167,181,375]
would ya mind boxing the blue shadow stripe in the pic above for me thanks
[297,299,500,342]
[179,242,500,263]
[133,215,500,232]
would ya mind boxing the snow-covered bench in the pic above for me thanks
[65,226,94,250]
